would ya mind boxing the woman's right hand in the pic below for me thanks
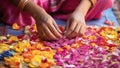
[13,0,62,41]
[34,8,62,41]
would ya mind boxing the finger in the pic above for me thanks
[75,23,81,34]
[79,24,86,35]
[42,30,52,41]
[38,29,46,40]
[82,25,86,34]
[43,23,58,40]
[40,25,52,41]
[68,31,77,38]
[65,19,70,32]
[53,20,62,33]
[46,21,62,39]
[65,20,77,36]
[36,25,43,40]
[68,23,81,38]
[39,33,44,40]
[41,32,48,41]
[38,26,49,41]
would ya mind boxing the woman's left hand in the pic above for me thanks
[64,12,86,38]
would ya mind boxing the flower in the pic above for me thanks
[4,54,23,68]
[0,24,120,68]
[12,23,22,30]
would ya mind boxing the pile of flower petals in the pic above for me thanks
[0,25,56,68]
[45,26,120,68]
[0,24,120,68]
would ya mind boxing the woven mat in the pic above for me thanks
[112,0,120,24]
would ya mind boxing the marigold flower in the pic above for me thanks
[12,23,21,30]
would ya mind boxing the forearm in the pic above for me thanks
[10,0,45,18]
[23,0,46,18]
[74,0,93,17]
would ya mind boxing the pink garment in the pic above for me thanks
[0,0,114,26]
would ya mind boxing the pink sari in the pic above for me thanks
[0,0,114,26]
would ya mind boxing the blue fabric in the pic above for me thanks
[87,8,119,27]
[5,8,120,36]
[7,26,24,36]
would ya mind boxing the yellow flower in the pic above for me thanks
[90,43,97,46]
[4,54,23,68]
[31,50,42,55]
[100,27,118,41]
[8,36,19,42]
[0,43,9,53]
[29,55,42,67]
[42,51,54,59]
[13,40,30,54]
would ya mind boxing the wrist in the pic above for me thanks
[23,0,46,18]
[72,11,85,18]
[32,7,47,19]
[74,0,92,17]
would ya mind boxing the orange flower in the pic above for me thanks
[12,23,22,30]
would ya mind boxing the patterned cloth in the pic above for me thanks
[0,0,114,26]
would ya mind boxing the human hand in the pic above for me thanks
[11,0,62,41]
[34,9,62,41]
[64,12,86,38]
